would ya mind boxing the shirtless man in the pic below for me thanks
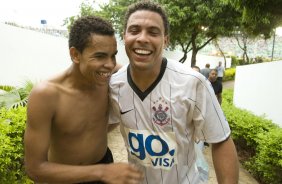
[24,16,143,184]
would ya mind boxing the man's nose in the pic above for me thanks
[104,58,116,69]
[136,31,149,43]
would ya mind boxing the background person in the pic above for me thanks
[208,69,223,105]
[200,63,211,79]
[24,16,143,184]
[216,61,225,83]
[192,65,200,72]
[109,1,239,184]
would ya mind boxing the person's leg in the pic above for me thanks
[217,77,223,83]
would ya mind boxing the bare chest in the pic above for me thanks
[53,89,109,134]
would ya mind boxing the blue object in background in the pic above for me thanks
[40,20,47,25]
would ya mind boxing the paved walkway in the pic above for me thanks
[222,80,235,89]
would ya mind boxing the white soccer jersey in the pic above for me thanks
[109,58,230,184]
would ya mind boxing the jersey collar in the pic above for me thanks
[127,58,167,101]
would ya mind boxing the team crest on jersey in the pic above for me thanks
[152,97,170,126]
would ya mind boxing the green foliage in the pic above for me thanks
[97,0,138,36]
[246,128,282,184]
[222,89,282,184]
[223,68,236,81]
[63,0,100,31]
[158,0,241,65]
[67,0,241,66]
[64,0,139,34]
[231,56,240,67]
[227,0,282,37]
[0,80,34,109]
[0,107,32,183]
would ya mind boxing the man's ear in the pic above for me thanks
[69,47,80,64]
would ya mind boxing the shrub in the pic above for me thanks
[231,56,240,67]
[223,68,236,81]
[246,128,282,184]
[222,89,282,184]
[0,107,32,183]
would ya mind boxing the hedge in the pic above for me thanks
[0,107,32,183]
[0,90,281,184]
[223,67,236,82]
[222,89,282,184]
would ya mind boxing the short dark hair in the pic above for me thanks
[124,1,169,36]
[69,16,115,53]
[210,69,218,74]
[192,65,200,72]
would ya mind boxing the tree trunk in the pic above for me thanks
[179,52,188,63]
[191,50,198,67]
[216,41,227,67]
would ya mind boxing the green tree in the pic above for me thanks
[226,0,282,37]
[65,0,241,66]
[95,0,139,34]
[63,0,98,31]
[159,0,240,66]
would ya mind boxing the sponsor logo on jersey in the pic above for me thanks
[125,128,177,170]
[152,97,170,126]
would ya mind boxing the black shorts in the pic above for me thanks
[76,148,113,184]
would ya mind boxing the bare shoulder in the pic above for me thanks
[29,80,59,101]
[27,80,63,115]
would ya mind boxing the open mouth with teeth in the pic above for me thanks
[134,49,152,55]
[98,72,111,78]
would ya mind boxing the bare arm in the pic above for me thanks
[24,83,142,184]
[212,137,239,184]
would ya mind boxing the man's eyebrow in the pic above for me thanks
[91,50,118,57]
[127,24,140,29]
[94,52,107,55]
[89,52,107,57]
[127,24,161,31]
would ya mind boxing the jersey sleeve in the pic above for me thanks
[108,100,120,124]
[192,80,230,143]
[108,90,121,125]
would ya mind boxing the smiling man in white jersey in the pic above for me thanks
[109,1,239,184]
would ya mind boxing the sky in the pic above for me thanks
[0,0,109,29]
[0,0,282,35]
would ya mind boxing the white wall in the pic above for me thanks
[0,23,228,88]
[234,61,282,127]
[0,23,70,87]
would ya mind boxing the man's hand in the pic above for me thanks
[100,163,144,184]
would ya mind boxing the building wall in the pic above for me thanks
[234,61,282,127]
[1,23,229,86]
[0,23,70,87]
